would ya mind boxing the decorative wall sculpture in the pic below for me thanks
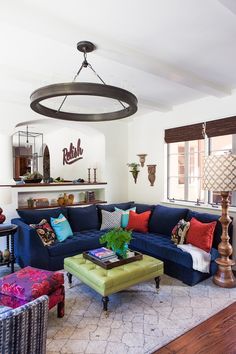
[147,164,156,186]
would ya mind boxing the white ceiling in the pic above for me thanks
[1,0,236,123]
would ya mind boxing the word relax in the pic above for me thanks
[63,138,84,165]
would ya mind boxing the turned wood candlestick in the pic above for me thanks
[93,168,97,183]
[87,168,91,183]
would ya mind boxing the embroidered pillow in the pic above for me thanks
[186,217,217,252]
[126,210,151,233]
[114,207,136,228]
[171,219,190,245]
[50,213,73,242]
[30,219,56,246]
[100,210,122,231]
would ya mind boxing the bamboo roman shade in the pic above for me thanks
[164,123,204,143]
[205,116,236,137]
[165,116,236,143]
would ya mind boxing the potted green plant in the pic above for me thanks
[127,162,140,183]
[99,228,132,259]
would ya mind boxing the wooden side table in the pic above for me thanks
[0,224,18,273]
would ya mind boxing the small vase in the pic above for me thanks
[114,244,129,259]
[130,170,139,184]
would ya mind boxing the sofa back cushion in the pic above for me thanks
[149,205,189,235]
[186,210,233,249]
[67,205,99,232]
[17,207,68,225]
[133,203,155,214]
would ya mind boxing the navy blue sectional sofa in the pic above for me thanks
[12,202,233,286]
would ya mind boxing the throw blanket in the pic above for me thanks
[177,244,211,273]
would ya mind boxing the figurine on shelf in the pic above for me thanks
[57,193,74,206]
[3,249,10,262]
[67,194,74,205]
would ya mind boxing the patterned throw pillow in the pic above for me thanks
[171,219,190,245]
[30,219,56,246]
[100,210,122,231]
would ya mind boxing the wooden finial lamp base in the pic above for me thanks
[213,191,236,288]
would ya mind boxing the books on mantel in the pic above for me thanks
[88,247,118,262]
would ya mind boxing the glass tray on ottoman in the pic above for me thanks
[83,250,143,269]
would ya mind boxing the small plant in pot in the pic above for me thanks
[99,228,132,259]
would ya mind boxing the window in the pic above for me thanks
[167,139,204,203]
[165,117,236,207]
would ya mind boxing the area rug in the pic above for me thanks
[46,274,236,354]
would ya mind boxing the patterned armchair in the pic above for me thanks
[0,295,49,354]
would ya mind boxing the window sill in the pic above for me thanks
[161,200,236,214]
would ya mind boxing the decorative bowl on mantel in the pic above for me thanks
[24,178,42,184]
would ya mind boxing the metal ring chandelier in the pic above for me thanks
[30,41,138,122]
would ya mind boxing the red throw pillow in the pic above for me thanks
[186,217,217,252]
[126,210,151,233]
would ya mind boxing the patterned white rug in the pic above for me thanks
[46,274,236,354]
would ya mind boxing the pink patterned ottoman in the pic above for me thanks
[0,266,65,317]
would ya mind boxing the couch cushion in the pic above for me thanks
[114,207,136,228]
[133,203,155,214]
[97,202,134,222]
[47,230,105,257]
[171,219,190,245]
[130,232,217,269]
[186,210,233,249]
[17,207,68,225]
[67,205,99,232]
[149,205,189,235]
[100,210,122,230]
[126,210,151,233]
[30,219,56,246]
[51,214,73,242]
[186,217,217,252]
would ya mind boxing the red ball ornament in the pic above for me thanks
[0,208,6,224]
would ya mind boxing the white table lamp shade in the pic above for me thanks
[203,154,236,192]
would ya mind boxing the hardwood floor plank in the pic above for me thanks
[153,302,236,354]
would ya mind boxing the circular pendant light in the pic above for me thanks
[30,41,138,122]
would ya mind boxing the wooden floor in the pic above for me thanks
[153,302,236,354]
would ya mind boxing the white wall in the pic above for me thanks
[44,127,105,182]
[128,90,236,259]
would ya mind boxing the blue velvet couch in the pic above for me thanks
[12,202,233,286]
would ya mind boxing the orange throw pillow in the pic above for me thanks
[186,217,217,252]
[126,210,151,233]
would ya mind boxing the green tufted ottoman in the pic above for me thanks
[64,254,163,312]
